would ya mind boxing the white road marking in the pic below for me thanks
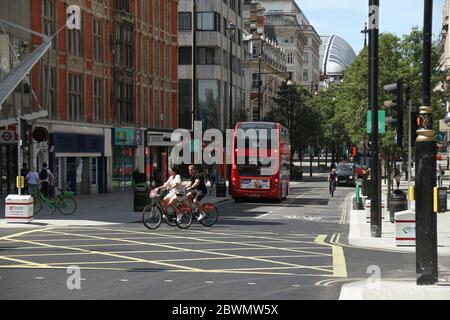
[248,282,256,285]
[164,280,173,283]
[205,281,215,284]
[35,277,44,280]
[292,284,301,287]
[255,192,310,219]
[120,279,129,282]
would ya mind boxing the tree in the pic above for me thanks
[264,82,320,161]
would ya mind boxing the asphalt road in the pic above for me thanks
[0,177,430,300]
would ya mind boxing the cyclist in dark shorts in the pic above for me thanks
[186,165,208,221]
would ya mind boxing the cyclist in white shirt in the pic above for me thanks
[155,167,183,221]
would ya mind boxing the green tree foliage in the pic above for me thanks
[331,28,446,155]
[264,82,320,157]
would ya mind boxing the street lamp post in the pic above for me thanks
[226,22,237,129]
[226,22,236,195]
[416,0,438,285]
[361,22,368,48]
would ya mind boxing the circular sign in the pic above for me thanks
[32,127,49,142]
[1,131,13,142]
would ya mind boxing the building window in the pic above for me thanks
[93,78,103,122]
[114,26,121,65]
[140,0,147,22]
[287,52,293,64]
[142,87,148,126]
[153,89,160,128]
[68,73,84,121]
[114,25,133,67]
[198,80,219,129]
[178,12,192,31]
[68,28,82,56]
[93,19,102,62]
[197,47,216,65]
[179,47,192,65]
[44,66,56,119]
[115,81,123,123]
[124,27,133,68]
[196,12,220,31]
[125,83,133,124]
[142,37,148,73]
[252,73,259,89]
[178,79,192,130]
[303,52,309,64]
[115,0,130,12]
[42,0,54,38]
[303,69,309,81]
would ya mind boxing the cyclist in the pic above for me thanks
[328,168,338,194]
[185,165,208,221]
[155,167,183,222]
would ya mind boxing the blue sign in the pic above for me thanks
[114,128,136,146]
[52,133,104,154]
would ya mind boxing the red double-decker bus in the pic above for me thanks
[231,122,290,202]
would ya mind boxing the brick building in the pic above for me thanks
[0,0,178,196]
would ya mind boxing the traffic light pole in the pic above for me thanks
[407,85,412,210]
[368,0,382,237]
[416,0,438,285]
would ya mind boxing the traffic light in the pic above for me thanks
[352,146,357,157]
[410,111,419,147]
[383,78,404,147]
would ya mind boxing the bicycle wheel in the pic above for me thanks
[200,203,219,227]
[175,205,193,229]
[57,197,77,215]
[33,196,42,214]
[164,207,177,227]
[142,205,162,230]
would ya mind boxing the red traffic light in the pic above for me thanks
[352,146,357,157]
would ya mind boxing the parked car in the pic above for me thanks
[336,164,356,187]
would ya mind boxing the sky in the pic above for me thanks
[297,0,445,54]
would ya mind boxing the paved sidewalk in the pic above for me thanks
[341,178,450,299]
[0,187,230,229]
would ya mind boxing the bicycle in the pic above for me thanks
[32,185,77,215]
[142,189,193,230]
[187,197,219,227]
[329,180,337,197]
[174,187,220,228]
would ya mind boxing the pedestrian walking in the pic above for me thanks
[394,167,401,189]
[20,163,29,194]
[437,164,445,187]
[26,167,40,195]
[39,163,54,198]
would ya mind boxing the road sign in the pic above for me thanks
[367,110,385,134]
[435,132,445,143]
[0,130,16,143]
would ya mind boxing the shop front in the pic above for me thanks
[146,130,177,188]
[50,132,107,195]
[113,128,138,192]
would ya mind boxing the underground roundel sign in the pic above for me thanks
[32,127,49,142]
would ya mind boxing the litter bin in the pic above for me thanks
[134,182,151,212]
[216,179,226,197]
[437,187,447,213]
[389,189,407,223]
